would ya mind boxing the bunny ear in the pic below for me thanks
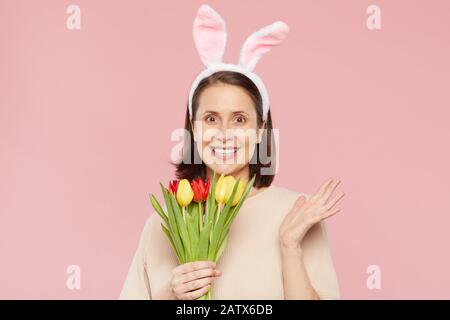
[239,21,289,71]
[193,4,227,67]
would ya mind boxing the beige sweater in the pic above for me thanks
[119,184,340,300]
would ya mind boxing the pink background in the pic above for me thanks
[1,0,450,299]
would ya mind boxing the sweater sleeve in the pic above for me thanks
[309,220,341,300]
[119,216,153,300]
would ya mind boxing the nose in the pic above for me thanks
[215,124,234,144]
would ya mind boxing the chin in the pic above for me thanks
[207,164,245,176]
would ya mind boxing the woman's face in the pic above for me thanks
[192,83,265,176]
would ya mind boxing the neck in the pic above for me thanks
[206,166,250,184]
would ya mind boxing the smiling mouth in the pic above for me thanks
[209,146,239,159]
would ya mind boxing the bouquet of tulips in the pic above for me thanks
[149,171,256,300]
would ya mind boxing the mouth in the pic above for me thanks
[209,146,239,160]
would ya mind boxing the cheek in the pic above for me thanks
[237,133,258,163]
[193,126,212,152]
[195,128,216,163]
[199,126,219,145]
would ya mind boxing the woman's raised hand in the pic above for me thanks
[279,178,345,251]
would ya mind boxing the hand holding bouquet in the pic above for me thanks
[150,171,256,300]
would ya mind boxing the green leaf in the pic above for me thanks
[192,202,200,236]
[161,223,183,264]
[196,220,213,261]
[150,194,169,227]
[187,202,194,216]
[169,192,192,262]
[215,229,230,262]
[187,209,199,259]
[160,183,185,263]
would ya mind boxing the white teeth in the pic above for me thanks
[210,146,238,155]
[214,148,237,154]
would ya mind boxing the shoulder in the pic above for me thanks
[253,184,312,219]
[268,184,312,205]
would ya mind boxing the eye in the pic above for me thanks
[205,115,216,123]
[235,115,247,124]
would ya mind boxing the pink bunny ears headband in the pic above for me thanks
[188,4,290,122]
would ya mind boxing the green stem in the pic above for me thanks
[199,202,203,232]
[215,203,222,225]
[206,286,212,300]
[197,288,212,300]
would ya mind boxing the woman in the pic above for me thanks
[119,5,344,300]
[119,71,344,300]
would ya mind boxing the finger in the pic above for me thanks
[321,179,342,205]
[310,178,334,202]
[173,261,213,276]
[320,207,341,220]
[174,261,216,275]
[181,276,216,294]
[324,192,345,211]
[181,285,211,300]
[178,268,221,285]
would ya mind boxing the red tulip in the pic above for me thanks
[168,179,180,194]
[190,176,210,202]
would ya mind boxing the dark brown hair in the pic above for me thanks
[173,71,276,188]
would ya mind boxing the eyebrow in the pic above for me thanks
[203,110,218,115]
[203,110,249,116]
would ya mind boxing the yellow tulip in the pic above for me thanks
[215,174,236,204]
[231,180,246,206]
[176,179,194,207]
